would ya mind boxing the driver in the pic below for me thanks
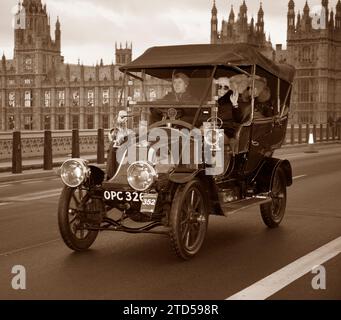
[162,72,194,103]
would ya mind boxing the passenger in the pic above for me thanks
[254,85,273,118]
[216,77,233,122]
[230,75,269,123]
[162,72,194,103]
[229,74,253,124]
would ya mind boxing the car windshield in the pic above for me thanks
[122,67,216,106]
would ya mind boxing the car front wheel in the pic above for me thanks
[169,179,209,260]
[58,186,101,251]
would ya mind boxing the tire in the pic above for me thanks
[169,179,209,260]
[260,168,287,228]
[58,186,101,251]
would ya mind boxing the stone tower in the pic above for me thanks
[115,42,132,65]
[14,0,62,75]
[286,0,341,124]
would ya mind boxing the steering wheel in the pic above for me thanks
[206,117,223,130]
[153,108,183,121]
[149,119,195,131]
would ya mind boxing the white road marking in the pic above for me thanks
[0,239,60,257]
[0,202,11,207]
[293,175,307,180]
[21,180,43,185]
[226,236,341,300]
[0,184,11,188]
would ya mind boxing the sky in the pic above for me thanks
[0,0,340,65]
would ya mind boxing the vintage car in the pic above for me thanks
[58,44,295,260]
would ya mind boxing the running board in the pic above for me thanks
[221,196,272,217]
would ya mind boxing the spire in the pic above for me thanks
[241,0,247,12]
[329,9,334,29]
[250,16,255,33]
[301,1,312,31]
[322,0,329,25]
[256,2,265,34]
[288,0,295,9]
[239,0,248,31]
[258,2,264,16]
[303,1,309,15]
[297,11,301,30]
[56,16,60,29]
[1,53,6,72]
[228,5,235,23]
[287,0,296,34]
[211,0,218,44]
[336,0,341,28]
[55,16,61,50]
[211,0,217,16]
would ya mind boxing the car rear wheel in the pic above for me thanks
[169,179,209,260]
[260,168,287,228]
[58,186,101,251]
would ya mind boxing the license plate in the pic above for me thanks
[140,193,158,214]
[103,191,142,202]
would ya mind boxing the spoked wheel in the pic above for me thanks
[260,168,287,228]
[170,179,209,260]
[58,186,102,251]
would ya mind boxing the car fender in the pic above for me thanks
[169,168,203,184]
[254,157,293,193]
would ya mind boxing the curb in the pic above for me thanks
[0,170,59,183]
[282,141,340,149]
[0,163,107,183]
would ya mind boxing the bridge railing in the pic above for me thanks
[0,129,110,174]
[284,124,341,145]
[1,124,340,174]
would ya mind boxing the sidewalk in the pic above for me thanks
[0,142,340,183]
[0,154,104,183]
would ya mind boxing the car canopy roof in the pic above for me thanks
[120,43,295,83]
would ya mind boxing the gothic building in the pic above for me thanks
[210,0,274,60]
[282,0,341,124]
[0,0,170,131]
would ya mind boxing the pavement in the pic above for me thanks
[0,155,104,183]
[0,143,340,299]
